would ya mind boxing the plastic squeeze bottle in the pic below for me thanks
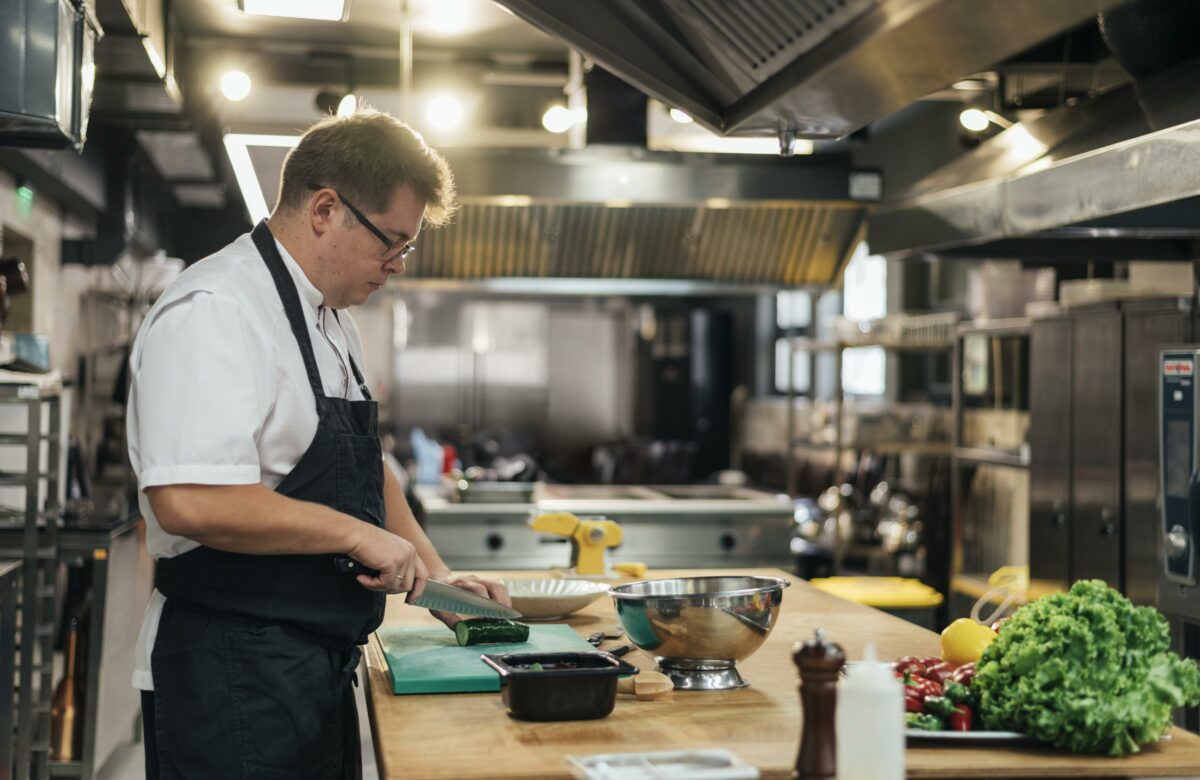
[835,642,904,780]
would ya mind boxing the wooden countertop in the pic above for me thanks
[365,569,1200,779]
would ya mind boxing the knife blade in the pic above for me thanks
[409,580,522,619]
[333,556,521,618]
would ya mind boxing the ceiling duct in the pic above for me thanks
[869,54,1200,260]
[490,0,1122,141]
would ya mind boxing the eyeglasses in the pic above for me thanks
[307,184,416,261]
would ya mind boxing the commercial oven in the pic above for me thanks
[1029,297,1196,597]
[1159,344,1200,732]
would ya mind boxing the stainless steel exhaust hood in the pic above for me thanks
[490,0,1119,141]
[869,56,1200,259]
[420,148,870,286]
[241,143,876,286]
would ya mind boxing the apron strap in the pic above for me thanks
[331,309,373,401]
[251,219,326,405]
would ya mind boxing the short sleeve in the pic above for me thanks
[129,291,275,488]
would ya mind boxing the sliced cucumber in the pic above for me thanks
[455,618,530,646]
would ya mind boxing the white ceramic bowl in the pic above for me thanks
[500,578,610,620]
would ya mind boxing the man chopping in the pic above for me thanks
[126,110,510,778]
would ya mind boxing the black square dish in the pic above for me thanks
[481,651,639,721]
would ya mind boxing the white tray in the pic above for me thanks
[907,730,1172,744]
[906,729,1028,743]
[567,749,760,780]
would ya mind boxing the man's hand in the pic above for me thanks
[425,573,513,629]
[348,524,429,598]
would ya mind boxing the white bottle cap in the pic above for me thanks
[846,641,895,686]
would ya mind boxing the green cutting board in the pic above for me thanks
[378,624,595,694]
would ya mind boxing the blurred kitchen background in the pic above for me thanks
[5,0,1200,775]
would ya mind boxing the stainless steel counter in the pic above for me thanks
[416,483,795,571]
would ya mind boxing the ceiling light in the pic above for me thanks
[416,0,471,36]
[952,78,988,91]
[426,94,464,131]
[336,93,357,117]
[223,133,300,222]
[668,108,693,124]
[542,105,573,134]
[238,0,349,21]
[959,108,990,133]
[220,70,252,102]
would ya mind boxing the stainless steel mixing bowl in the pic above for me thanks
[608,575,790,691]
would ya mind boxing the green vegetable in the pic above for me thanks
[943,680,979,709]
[905,712,945,731]
[974,580,1200,756]
[454,618,530,646]
[923,695,957,719]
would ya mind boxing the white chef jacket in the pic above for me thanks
[126,230,370,690]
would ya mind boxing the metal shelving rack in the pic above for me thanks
[949,318,1031,611]
[0,382,65,780]
[0,559,22,778]
[784,336,955,495]
[784,320,956,573]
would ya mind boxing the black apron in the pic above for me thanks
[146,220,386,780]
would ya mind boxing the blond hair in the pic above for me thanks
[275,110,456,227]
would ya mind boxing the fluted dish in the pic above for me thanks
[608,576,790,690]
[499,578,609,620]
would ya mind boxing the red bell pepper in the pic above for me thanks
[912,676,943,699]
[949,662,976,686]
[923,661,956,684]
[948,704,973,732]
[893,656,927,676]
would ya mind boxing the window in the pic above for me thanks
[774,289,811,393]
[841,244,887,397]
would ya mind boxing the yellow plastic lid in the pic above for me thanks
[809,576,944,609]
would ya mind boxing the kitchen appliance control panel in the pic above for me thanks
[1161,348,1199,584]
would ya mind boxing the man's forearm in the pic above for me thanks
[382,464,449,577]
[146,482,373,557]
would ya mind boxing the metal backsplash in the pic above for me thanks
[412,199,863,286]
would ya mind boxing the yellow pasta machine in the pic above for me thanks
[529,511,646,577]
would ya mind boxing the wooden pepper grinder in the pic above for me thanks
[794,628,845,780]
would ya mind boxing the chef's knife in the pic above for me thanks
[334,556,521,619]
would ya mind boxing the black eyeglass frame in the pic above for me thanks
[306,183,416,261]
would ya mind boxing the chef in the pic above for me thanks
[126,110,510,779]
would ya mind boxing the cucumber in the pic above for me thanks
[454,618,529,646]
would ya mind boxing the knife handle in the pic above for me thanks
[334,556,380,578]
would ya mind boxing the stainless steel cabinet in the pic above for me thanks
[1029,315,1072,589]
[1070,306,1123,587]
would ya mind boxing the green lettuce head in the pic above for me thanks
[974,579,1200,756]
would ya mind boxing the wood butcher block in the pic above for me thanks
[365,568,1200,779]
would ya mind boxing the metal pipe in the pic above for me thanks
[399,0,413,122]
